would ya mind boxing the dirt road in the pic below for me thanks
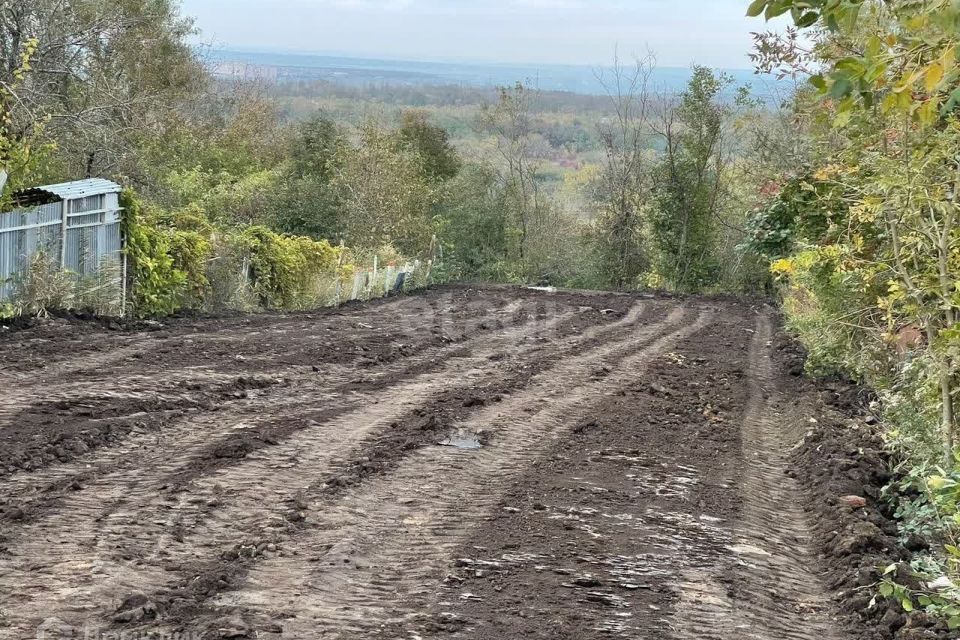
[0,286,846,639]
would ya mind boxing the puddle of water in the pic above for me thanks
[439,433,482,449]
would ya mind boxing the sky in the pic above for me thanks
[179,0,780,70]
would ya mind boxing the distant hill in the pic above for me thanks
[206,49,793,100]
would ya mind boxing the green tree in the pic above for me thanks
[592,53,657,288]
[746,0,960,465]
[273,113,345,240]
[477,82,574,282]
[290,113,342,182]
[332,122,438,256]
[650,66,731,291]
[478,82,542,266]
[397,110,461,182]
[0,36,54,206]
[439,163,512,280]
[0,0,205,179]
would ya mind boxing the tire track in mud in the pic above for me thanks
[159,306,709,639]
[0,292,431,381]
[0,295,554,509]
[0,296,650,637]
[0,292,507,423]
[398,313,752,640]
[0,289,537,445]
[670,315,841,640]
[0,298,573,524]
[130,300,667,618]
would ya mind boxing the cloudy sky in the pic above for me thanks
[179,0,776,69]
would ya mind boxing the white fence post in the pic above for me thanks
[350,270,361,301]
[59,199,69,268]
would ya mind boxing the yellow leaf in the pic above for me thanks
[834,110,853,128]
[943,46,956,76]
[881,93,900,114]
[925,63,945,93]
[897,90,913,111]
[894,69,922,93]
[917,99,940,126]
[770,258,795,276]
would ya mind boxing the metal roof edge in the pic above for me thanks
[33,178,122,199]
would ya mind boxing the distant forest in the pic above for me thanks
[206,49,781,96]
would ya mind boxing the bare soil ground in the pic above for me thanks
[0,285,891,639]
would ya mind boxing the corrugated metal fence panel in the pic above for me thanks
[64,227,86,275]
[67,213,102,227]
[69,194,104,214]
[0,228,17,301]
[0,202,61,230]
[0,203,63,301]
[102,222,122,255]
[63,223,122,277]
[0,199,122,304]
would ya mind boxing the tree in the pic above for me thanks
[748,0,959,125]
[0,36,54,206]
[591,52,657,288]
[478,82,542,266]
[332,122,437,256]
[650,66,731,291]
[439,163,512,280]
[397,110,461,182]
[290,113,342,182]
[746,0,960,465]
[0,0,205,179]
[273,113,345,240]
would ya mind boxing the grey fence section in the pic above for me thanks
[343,260,423,303]
[0,192,123,303]
[0,202,63,301]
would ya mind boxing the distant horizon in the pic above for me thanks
[206,45,761,73]
[205,47,794,100]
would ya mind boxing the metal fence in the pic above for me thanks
[1,182,430,315]
[0,195,123,304]
[342,258,426,304]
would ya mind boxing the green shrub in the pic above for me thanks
[122,189,424,317]
[121,189,189,317]
[235,225,339,309]
[166,229,211,308]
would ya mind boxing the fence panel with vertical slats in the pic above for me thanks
[0,198,123,309]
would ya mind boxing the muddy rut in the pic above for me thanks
[0,286,846,640]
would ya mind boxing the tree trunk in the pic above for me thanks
[939,361,955,468]
[927,324,956,468]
